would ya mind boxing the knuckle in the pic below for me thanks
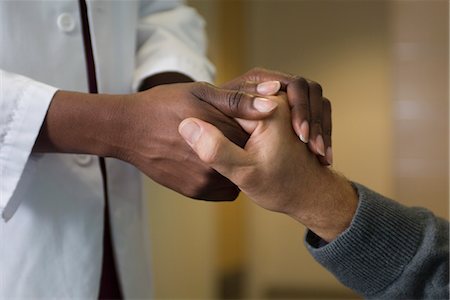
[309,81,323,95]
[246,67,264,82]
[292,76,308,87]
[323,97,332,111]
[227,91,244,114]
[238,80,251,92]
[197,81,212,88]
[191,81,209,99]
[291,74,301,81]
[249,67,279,82]
[288,77,308,91]
[251,67,265,74]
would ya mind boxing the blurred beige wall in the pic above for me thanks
[144,181,217,299]
[391,0,449,217]
[146,0,449,299]
[241,1,391,298]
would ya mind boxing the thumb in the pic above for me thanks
[191,82,278,120]
[178,118,250,183]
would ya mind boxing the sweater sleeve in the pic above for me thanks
[305,183,449,299]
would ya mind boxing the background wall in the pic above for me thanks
[146,1,449,299]
[391,1,449,216]
[239,1,391,298]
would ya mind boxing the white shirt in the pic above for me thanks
[0,0,214,298]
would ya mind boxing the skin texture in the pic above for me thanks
[222,67,333,165]
[179,93,357,241]
[114,82,278,200]
[33,69,333,201]
[34,81,276,200]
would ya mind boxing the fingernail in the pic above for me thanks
[253,97,278,113]
[326,147,333,165]
[299,121,309,143]
[315,135,326,156]
[256,81,281,95]
[179,120,202,146]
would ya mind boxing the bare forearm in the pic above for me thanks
[288,167,359,242]
[31,78,261,201]
[32,72,191,156]
[33,90,126,157]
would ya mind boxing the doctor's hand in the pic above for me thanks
[178,93,358,241]
[222,67,333,166]
[115,82,281,200]
[35,82,277,201]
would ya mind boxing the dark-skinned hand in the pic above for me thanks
[221,67,333,165]
[35,69,333,202]
[35,81,277,201]
[115,82,279,200]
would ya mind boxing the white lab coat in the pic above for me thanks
[0,0,214,298]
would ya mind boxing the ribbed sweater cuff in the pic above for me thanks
[304,183,423,296]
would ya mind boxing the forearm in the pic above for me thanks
[33,72,191,156]
[286,162,359,242]
[33,90,126,157]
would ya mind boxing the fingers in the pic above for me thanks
[246,67,292,85]
[220,68,334,165]
[178,118,249,183]
[220,75,334,165]
[322,98,333,165]
[191,82,277,119]
[237,76,312,144]
[235,80,282,96]
[285,78,333,165]
[307,82,326,158]
[286,78,310,142]
[221,67,291,91]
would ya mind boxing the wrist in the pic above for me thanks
[288,167,358,242]
[90,92,135,159]
[34,90,130,158]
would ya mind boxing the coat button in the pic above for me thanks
[57,13,76,33]
[75,155,94,166]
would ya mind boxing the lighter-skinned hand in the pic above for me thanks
[178,93,357,241]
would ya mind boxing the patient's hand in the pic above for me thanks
[178,93,358,242]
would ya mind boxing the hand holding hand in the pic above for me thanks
[35,82,278,201]
[113,82,278,201]
[222,67,333,165]
[178,93,357,241]
[35,68,334,203]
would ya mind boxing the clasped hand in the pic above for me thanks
[178,88,357,242]
[121,68,333,202]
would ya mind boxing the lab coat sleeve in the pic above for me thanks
[0,70,58,216]
[133,0,215,90]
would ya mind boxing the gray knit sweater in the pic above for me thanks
[305,183,449,299]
